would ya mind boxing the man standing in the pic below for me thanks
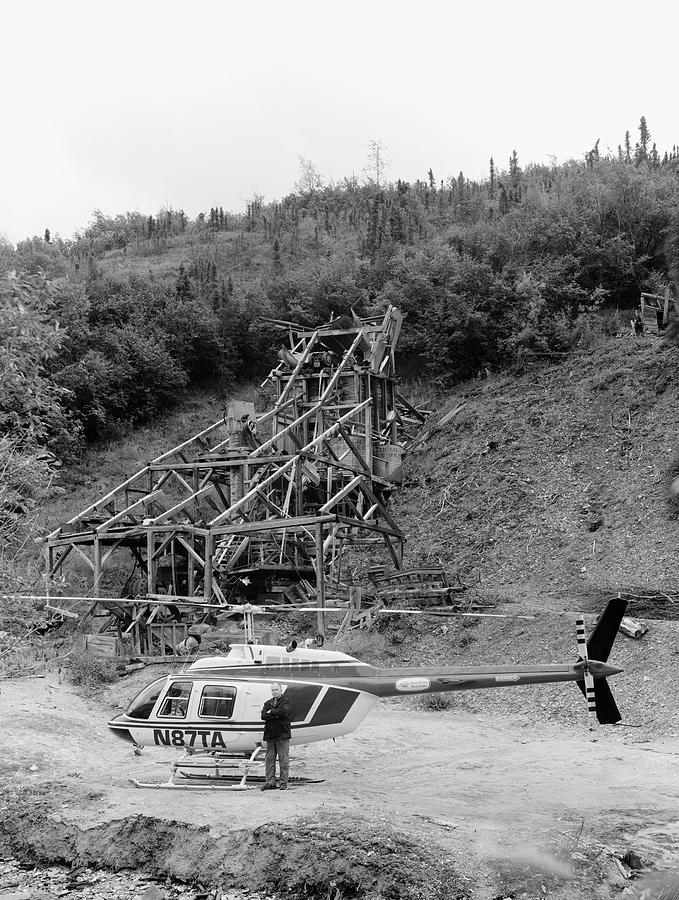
[260,682,292,791]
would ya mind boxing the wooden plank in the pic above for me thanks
[47,465,152,539]
[151,484,215,525]
[84,634,118,657]
[95,490,164,532]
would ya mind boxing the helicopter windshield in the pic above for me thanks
[126,677,165,720]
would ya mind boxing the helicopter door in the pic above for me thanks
[194,681,255,753]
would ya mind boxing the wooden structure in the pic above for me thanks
[368,566,465,606]
[640,290,676,329]
[43,306,428,644]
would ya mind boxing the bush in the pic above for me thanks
[418,692,452,711]
[65,650,119,686]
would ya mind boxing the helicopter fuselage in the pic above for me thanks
[107,642,622,754]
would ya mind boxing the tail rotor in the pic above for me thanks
[576,617,596,731]
[575,597,627,727]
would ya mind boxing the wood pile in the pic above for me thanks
[367,566,493,611]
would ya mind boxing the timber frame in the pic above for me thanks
[44,305,427,640]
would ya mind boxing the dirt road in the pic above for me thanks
[2,675,678,898]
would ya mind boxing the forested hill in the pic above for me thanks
[2,122,679,560]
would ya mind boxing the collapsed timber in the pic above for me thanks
[37,307,452,657]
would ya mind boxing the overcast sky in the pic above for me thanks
[2,0,676,245]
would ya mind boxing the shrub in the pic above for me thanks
[65,650,119,687]
[418,692,452,711]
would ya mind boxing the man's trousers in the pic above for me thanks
[264,738,289,787]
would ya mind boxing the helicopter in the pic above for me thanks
[108,597,627,789]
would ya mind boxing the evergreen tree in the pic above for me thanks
[499,184,509,215]
[624,130,632,163]
[176,264,192,300]
[272,237,282,276]
[389,201,404,243]
[638,116,650,162]
[489,158,496,199]
[44,228,51,244]
[509,150,519,182]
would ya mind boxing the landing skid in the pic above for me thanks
[129,774,325,790]
[130,746,324,790]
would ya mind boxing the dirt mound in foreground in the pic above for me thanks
[1,784,469,900]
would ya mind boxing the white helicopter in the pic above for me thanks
[108,597,627,789]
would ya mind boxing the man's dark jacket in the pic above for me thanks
[261,694,292,740]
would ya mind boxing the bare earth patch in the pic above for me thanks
[1,673,678,899]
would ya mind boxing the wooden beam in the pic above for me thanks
[382,532,401,569]
[93,537,102,597]
[204,533,215,599]
[221,536,251,572]
[276,330,319,406]
[101,537,130,566]
[48,544,73,576]
[71,544,95,571]
[150,484,215,525]
[320,475,364,514]
[315,521,325,638]
[174,534,207,569]
[47,465,152,539]
[153,419,226,465]
[213,513,337,536]
[337,424,370,473]
[95,490,164,532]
[336,514,404,539]
[209,457,297,525]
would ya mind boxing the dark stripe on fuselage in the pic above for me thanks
[285,683,323,720]
[109,718,336,733]
[309,687,357,725]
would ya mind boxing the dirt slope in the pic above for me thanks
[394,331,679,600]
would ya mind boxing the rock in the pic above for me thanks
[622,850,643,870]
[137,885,166,900]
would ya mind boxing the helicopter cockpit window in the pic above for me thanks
[199,685,236,719]
[126,677,165,720]
[158,681,192,718]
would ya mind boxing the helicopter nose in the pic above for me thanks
[108,716,135,744]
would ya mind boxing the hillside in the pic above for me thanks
[394,328,679,604]
[5,326,679,900]
[31,324,679,745]
[35,321,679,613]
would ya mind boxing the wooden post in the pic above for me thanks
[315,521,325,638]
[187,535,195,595]
[46,546,54,597]
[146,529,155,595]
[295,458,303,517]
[93,537,102,597]
[204,533,214,601]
